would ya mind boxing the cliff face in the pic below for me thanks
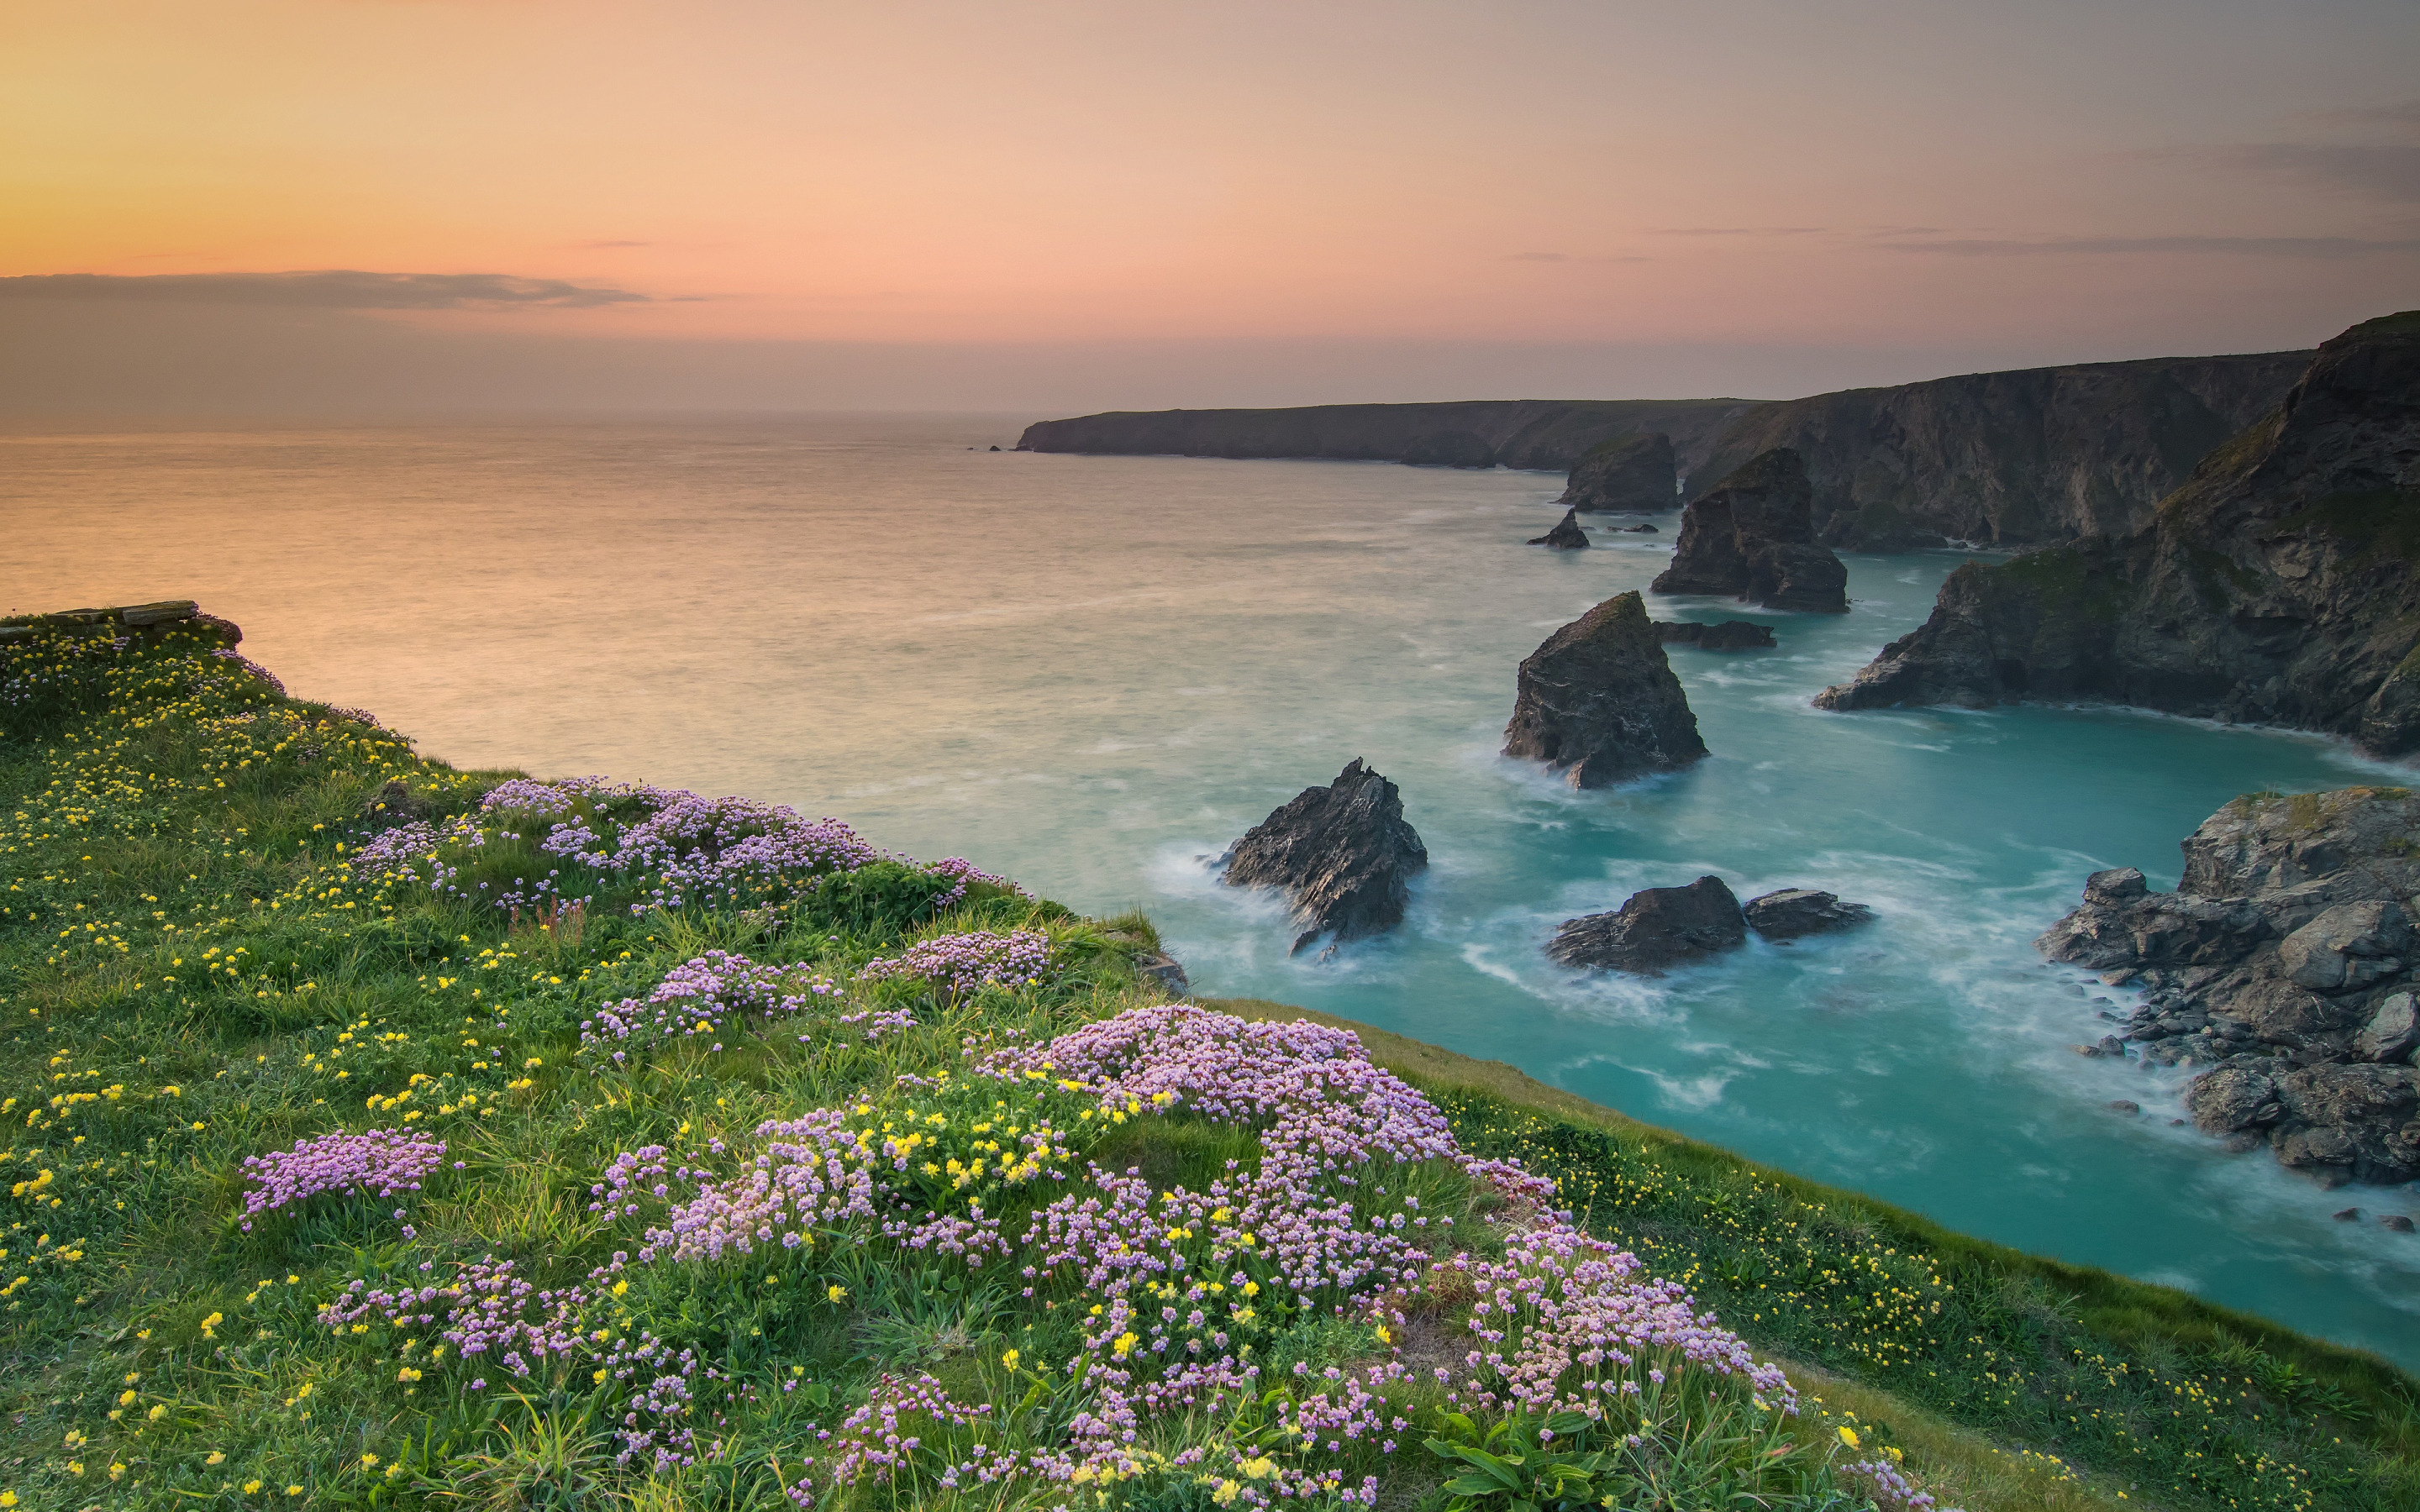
[1018,399,1754,475]
[1813,313,2420,757]
[1689,351,2312,547]
[1558,431,1677,511]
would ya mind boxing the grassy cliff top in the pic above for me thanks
[0,609,2411,1512]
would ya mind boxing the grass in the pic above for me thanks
[2,614,2413,1512]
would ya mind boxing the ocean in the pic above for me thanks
[7,412,2414,1362]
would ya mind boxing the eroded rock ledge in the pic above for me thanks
[2039,785,2420,1187]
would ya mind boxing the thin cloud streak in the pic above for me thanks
[0,270,651,309]
[1881,234,2420,259]
[2154,142,2420,203]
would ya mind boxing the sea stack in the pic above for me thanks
[1503,591,1708,787]
[1650,448,1849,613]
[1558,432,1677,512]
[1220,759,1429,954]
[1549,876,1747,974]
[1528,508,1591,549]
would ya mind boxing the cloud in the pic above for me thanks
[1650,226,1824,237]
[2154,141,2420,203]
[2299,98,2420,134]
[1506,251,1567,262]
[0,270,650,308]
[1879,234,2420,259]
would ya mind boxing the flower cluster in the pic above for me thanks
[858,930,1052,995]
[580,949,840,1062]
[237,1128,445,1231]
[350,821,439,876]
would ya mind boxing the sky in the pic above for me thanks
[3,0,2417,417]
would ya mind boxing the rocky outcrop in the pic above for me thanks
[1528,509,1590,549]
[1559,432,1677,512]
[1816,313,2420,756]
[2039,785,2420,1187]
[1549,875,1745,974]
[1744,888,1875,939]
[1689,349,2311,546]
[1503,591,1708,787]
[1655,620,1775,651]
[0,599,238,647]
[1619,522,1660,534]
[1650,449,1849,613]
[1220,759,1428,954]
[1018,399,1753,474]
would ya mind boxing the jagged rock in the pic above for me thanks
[1620,522,1660,533]
[1132,950,1191,998]
[1559,432,1677,512]
[1502,591,1708,787]
[1219,759,1428,953]
[1528,508,1591,549]
[1813,311,2420,758]
[1655,620,1776,651]
[2043,785,2420,1187]
[1744,888,1875,940]
[1547,875,1745,974]
[1649,449,1849,612]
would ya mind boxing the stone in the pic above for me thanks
[1528,508,1591,549]
[1220,759,1428,953]
[2356,991,2420,1063]
[1655,620,1776,651]
[2186,1065,2279,1133]
[1559,431,1678,512]
[2384,1214,2416,1232]
[1810,312,2420,759]
[1650,449,1849,613]
[2109,1100,2141,1115]
[1502,591,1708,787]
[1131,950,1191,998]
[1547,875,1746,975]
[2270,1063,2420,1184]
[1743,888,1875,940]
[1621,522,1660,533]
[2276,901,2409,993]
[2334,1207,2363,1221]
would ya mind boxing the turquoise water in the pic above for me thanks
[6,414,2413,1363]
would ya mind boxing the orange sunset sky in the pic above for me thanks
[3,0,2416,414]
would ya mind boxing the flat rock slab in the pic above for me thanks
[1548,874,1745,974]
[1221,759,1428,953]
[1744,887,1874,939]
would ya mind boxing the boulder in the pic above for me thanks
[2276,901,2409,993]
[1650,449,1849,613]
[1502,591,1708,787]
[1744,888,1875,940]
[2356,991,2420,1063]
[1220,759,1428,953]
[1548,875,1746,974]
[1558,432,1677,512]
[1655,620,1776,651]
[2270,1063,2420,1184]
[1620,522,1660,533]
[1528,508,1591,550]
[2186,1065,2281,1134]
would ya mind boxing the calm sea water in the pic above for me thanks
[7,413,2415,1363]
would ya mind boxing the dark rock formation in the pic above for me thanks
[1131,950,1191,998]
[1220,759,1428,953]
[2040,785,2420,1187]
[1688,349,2310,546]
[1655,620,1776,651]
[1559,432,1677,512]
[1650,449,1849,613]
[1620,522,1660,534]
[1548,875,1746,974]
[1528,509,1590,549]
[1744,888,1875,940]
[1502,591,1708,787]
[1814,312,2420,758]
[1017,398,1753,474]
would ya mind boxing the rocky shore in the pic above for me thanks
[2039,785,2420,1189]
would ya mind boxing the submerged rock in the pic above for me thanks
[1220,759,1428,953]
[1655,620,1776,651]
[1528,508,1591,549]
[1559,431,1677,512]
[2043,785,2420,1189]
[1548,875,1746,974]
[1744,888,1875,940]
[1502,591,1708,787]
[1650,449,1849,612]
[1620,522,1660,533]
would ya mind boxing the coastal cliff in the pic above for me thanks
[1689,349,2311,546]
[1017,397,1754,475]
[1814,312,2420,758]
